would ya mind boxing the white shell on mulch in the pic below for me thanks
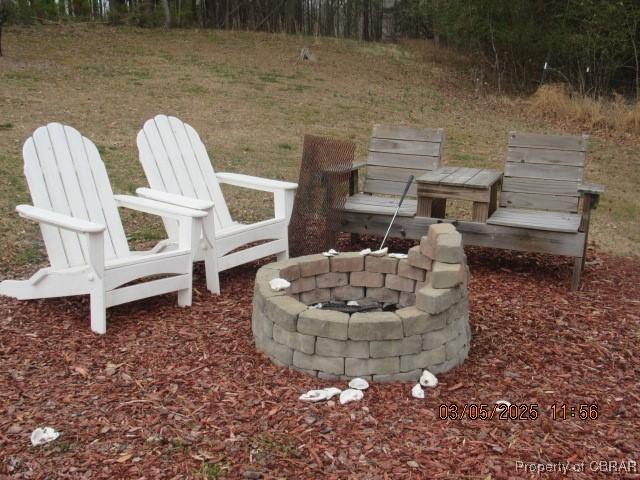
[269,278,291,291]
[30,427,60,446]
[359,248,372,256]
[322,249,339,257]
[495,400,511,407]
[419,370,438,388]
[299,387,342,403]
[411,383,425,399]
[339,389,364,405]
[370,247,388,257]
[348,378,369,390]
[388,253,408,259]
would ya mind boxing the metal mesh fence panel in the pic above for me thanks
[288,134,356,257]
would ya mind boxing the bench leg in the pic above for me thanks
[571,257,582,291]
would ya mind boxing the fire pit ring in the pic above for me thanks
[252,224,471,382]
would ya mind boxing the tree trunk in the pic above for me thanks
[161,0,171,28]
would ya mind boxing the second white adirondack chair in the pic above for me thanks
[135,115,298,294]
[0,123,207,334]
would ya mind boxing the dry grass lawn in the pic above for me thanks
[0,25,638,276]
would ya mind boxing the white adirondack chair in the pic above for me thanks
[135,115,298,294]
[0,123,207,334]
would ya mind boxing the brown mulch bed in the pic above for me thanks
[1,242,639,479]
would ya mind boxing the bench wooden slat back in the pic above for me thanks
[501,131,588,213]
[364,125,445,197]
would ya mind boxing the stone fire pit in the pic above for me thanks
[252,224,471,382]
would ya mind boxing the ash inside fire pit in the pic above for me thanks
[319,300,398,314]
[252,224,472,382]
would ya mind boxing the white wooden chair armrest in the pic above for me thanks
[216,172,298,193]
[114,195,208,220]
[16,205,106,233]
[136,188,214,210]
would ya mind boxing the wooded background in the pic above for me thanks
[1,0,639,98]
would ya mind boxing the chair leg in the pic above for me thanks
[571,257,582,291]
[204,249,221,295]
[90,288,107,334]
[177,285,192,307]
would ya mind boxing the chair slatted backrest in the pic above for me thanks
[502,132,588,213]
[23,123,129,269]
[363,125,445,197]
[137,115,234,236]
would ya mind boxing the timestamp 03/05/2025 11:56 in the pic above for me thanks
[438,403,599,421]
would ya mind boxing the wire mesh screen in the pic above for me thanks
[288,134,356,257]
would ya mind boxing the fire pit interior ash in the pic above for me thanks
[252,224,472,383]
[320,300,397,314]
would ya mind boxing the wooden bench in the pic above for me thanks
[337,124,446,236]
[486,131,604,289]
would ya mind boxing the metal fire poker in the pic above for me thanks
[379,175,415,250]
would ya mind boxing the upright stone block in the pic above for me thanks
[396,306,446,335]
[431,262,464,289]
[297,254,330,277]
[400,346,445,372]
[349,312,403,340]
[370,335,422,358]
[315,272,349,288]
[331,285,365,301]
[365,255,398,274]
[298,309,349,340]
[330,252,364,272]
[416,284,463,314]
[434,231,464,264]
[288,276,316,294]
[398,259,426,281]
[293,351,344,375]
[273,324,316,354]
[263,259,301,281]
[265,295,307,331]
[300,288,331,305]
[350,271,385,288]
[345,357,399,376]
[365,287,399,304]
[385,274,416,293]
[399,292,416,308]
[408,246,432,270]
[316,337,369,358]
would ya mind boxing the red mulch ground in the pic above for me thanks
[1,240,639,479]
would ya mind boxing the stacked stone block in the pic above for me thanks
[252,224,471,382]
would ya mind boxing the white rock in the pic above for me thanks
[322,249,339,257]
[339,389,364,405]
[299,387,342,402]
[348,378,369,390]
[309,303,323,309]
[30,427,60,446]
[419,370,438,388]
[495,400,511,407]
[370,247,388,257]
[359,248,372,256]
[388,253,408,259]
[269,278,291,291]
[411,383,425,399]
[323,387,342,400]
[346,300,360,307]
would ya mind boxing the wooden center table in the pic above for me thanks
[416,167,503,222]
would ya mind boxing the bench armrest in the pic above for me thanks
[578,183,605,195]
[114,195,208,220]
[216,172,298,192]
[16,205,105,233]
[135,188,214,211]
